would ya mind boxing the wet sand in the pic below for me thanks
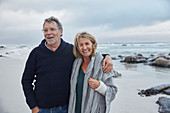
[0,57,29,113]
[0,57,170,113]
[110,60,170,113]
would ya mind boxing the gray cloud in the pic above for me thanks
[0,0,170,44]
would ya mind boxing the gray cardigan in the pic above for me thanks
[68,52,117,113]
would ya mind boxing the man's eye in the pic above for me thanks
[51,28,55,31]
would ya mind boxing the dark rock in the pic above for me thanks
[111,57,117,60]
[123,56,137,63]
[137,54,143,57]
[153,58,170,68]
[0,46,5,49]
[122,44,127,46]
[166,56,170,60]
[138,88,159,97]
[168,53,170,56]
[150,54,155,57]
[122,55,148,63]
[5,51,14,54]
[18,45,27,48]
[136,55,148,63]
[0,55,3,57]
[138,84,170,97]
[156,97,170,113]
[0,46,5,48]
[120,60,124,62]
[118,55,124,60]
[118,55,124,58]
[119,54,170,68]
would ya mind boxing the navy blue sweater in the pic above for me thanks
[21,38,75,109]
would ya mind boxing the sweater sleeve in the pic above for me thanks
[95,81,106,96]
[21,49,38,109]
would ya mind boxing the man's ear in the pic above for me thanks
[60,29,63,36]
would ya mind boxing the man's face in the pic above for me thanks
[43,21,62,46]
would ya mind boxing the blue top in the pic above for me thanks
[75,67,85,113]
[21,38,75,109]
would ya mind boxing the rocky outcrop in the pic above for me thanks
[156,97,170,113]
[138,84,170,97]
[122,44,127,46]
[119,54,170,68]
[121,54,148,63]
[122,56,137,63]
[149,57,170,68]
[111,57,117,60]
[138,84,170,113]
[0,46,5,49]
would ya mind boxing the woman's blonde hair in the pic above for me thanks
[73,32,97,58]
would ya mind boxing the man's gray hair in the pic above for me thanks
[43,16,63,36]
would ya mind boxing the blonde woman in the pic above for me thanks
[68,32,117,113]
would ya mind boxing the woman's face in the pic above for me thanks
[78,38,93,58]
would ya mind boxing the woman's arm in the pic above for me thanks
[88,72,117,97]
[88,78,106,96]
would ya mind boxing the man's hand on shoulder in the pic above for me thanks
[102,55,113,73]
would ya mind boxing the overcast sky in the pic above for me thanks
[0,0,170,44]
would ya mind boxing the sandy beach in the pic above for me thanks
[0,52,170,113]
[111,60,170,113]
[0,57,30,113]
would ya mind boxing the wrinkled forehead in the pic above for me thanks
[43,21,58,28]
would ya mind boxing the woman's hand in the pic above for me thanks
[88,78,100,89]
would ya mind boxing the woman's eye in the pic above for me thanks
[86,43,89,45]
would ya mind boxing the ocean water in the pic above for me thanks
[97,42,170,75]
[1,42,169,59]
[0,44,34,59]
[97,42,170,58]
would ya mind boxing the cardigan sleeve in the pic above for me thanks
[103,71,118,113]
[21,49,38,109]
[95,81,107,96]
